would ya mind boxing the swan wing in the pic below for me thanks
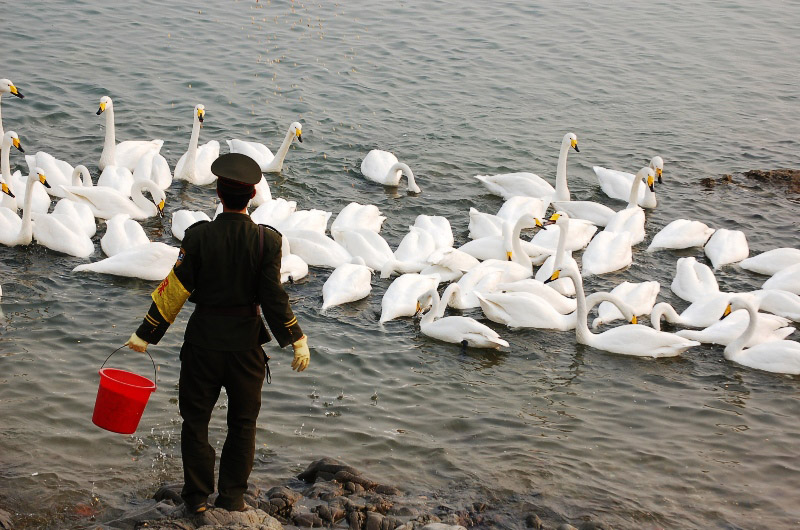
[73,242,177,281]
[32,214,94,258]
[704,229,749,269]
[284,230,351,268]
[593,166,646,203]
[647,219,715,252]
[741,248,800,276]
[475,172,554,200]
[581,231,633,277]
[227,139,274,171]
[593,325,700,357]
[762,263,800,295]
[115,140,164,171]
[379,273,439,322]
[360,150,399,184]
[550,200,614,227]
[322,263,372,310]
[729,340,800,374]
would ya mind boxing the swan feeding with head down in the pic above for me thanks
[360,149,420,193]
[417,287,509,350]
[61,178,165,220]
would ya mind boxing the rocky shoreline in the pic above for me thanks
[0,458,610,530]
[701,168,800,195]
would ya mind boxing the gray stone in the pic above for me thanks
[293,511,324,527]
[525,513,543,529]
[556,525,579,530]
[0,509,12,530]
[195,507,282,529]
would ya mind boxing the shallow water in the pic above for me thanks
[1,0,799,528]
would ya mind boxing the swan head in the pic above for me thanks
[415,290,435,316]
[33,168,51,189]
[565,132,579,152]
[724,296,755,318]
[0,79,24,98]
[649,156,664,183]
[544,268,561,284]
[97,96,113,115]
[646,169,656,192]
[3,131,24,153]
[290,122,303,143]
[544,211,570,227]
[195,104,205,124]
[1,181,13,198]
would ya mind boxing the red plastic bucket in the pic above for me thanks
[92,347,157,434]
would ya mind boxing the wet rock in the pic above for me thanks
[387,505,418,518]
[293,511,324,527]
[347,509,365,530]
[556,525,579,530]
[258,486,302,519]
[420,523,467,530]
[744,168,800,193]
[102,500,176,528]
[525,512,543,529]
[313,502,346,525]
[194,506,282,529]
[153,483,184,505]
[298,457,363,484]
[303,480,344,500]
[363,493,393,514]
[0,509,12,530]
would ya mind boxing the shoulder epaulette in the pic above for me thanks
[185,219,210,233]
[259,224,283,238]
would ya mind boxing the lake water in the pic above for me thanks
[1,0,799,528]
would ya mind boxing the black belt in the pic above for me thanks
[194,303,260,317]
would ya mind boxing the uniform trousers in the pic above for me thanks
[178,342,266,511]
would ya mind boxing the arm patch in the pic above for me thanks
[151,269,191,323]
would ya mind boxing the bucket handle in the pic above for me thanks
[101,345,158,386]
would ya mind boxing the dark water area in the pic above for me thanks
[1,0,799,528]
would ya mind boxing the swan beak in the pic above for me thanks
[544,270,560,284]
[12,137,23,152]
[544,213,559,226]
[722,304,732,318]
[96,102,106,115]
[571,139,579,152]
[198,109,204,124]
[157,199,165,217]
[1,182,14,198]
[296,130,303,143]
[656,168,663,184]
[647,175,655,192]
[414,301,421,315]
[631,316,638,325]
[506,251,512,261]
[9,85,23,98]
[38,172,51,188]
[534,218,544,228]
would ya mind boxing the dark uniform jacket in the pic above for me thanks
[135,212,303,350]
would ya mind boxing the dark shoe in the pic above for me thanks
[190,502,211,514]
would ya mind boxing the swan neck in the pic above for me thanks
[725,301,759,360]
[185,116,201,171]
[0,97,4,140]
[265,126,295,172]
[19,174,36,243]
[1,137,10,180]
[132,180,156,214]
[439,284,457,318]
[554,221,569,269]
[421,290,440,325]
[627,172,642,208]
[566,269,593,342]
[554,136,570,201]
[100,106,116,169]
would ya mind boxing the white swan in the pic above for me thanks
[413,214,454,250]
[459,213,547,264]
[762,263,800,295]
[7,152,51,213]
[102,213,150,257]
[417,288,509,349]
[226,121,302,173]
[593,155,663,206]
[468,207,505,240]
[332,228,394,270]
[533,211,581,296]
[749,289,800,321]
[174,104,220,185]
[96,164,134,196]
[647,219,715,252]
[447,267,506,309]
[704,228,749,269]
[283,229,351,268]
[321,256,372,311]
[61,179,165,220]
[549,265,700,357]
[133,150,172,191]
[379,273,440,323]
[602,167,653,244]
[419,247,480,283]
[721,297,800,374]
[250,198,297,227]
[0,170,49,247]
[51,192,96,238]
[171,210,210,241]
[381,226,437,277]
[740,248,800,276]
[529,214,597,252]
[360,149,420,193]
[671,256,720,303]
[675,308,793,347]
[276,208,332,234]
[330,202,386,236]
[279,235,308,284]
[0,79,24,139]
[25,151,74,196]
[650,293,735,330]
[498,196,549,223]
[592,281,661,329]
[73,242,178,281]
[580,230,632,277]
[495,278,577,314]
[97,96,164,171]
[475,132,579,201]
[1,130,24,210]
[31,209,95,258]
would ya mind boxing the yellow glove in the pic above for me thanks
[291,335,310,372]
[126,332,149,353]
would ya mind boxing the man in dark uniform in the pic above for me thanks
[125,153,309,513]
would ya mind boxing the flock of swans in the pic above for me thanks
[2,77,800,375]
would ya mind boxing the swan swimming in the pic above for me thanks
[61,178,165,220]
[647,219,715,252]
[330,202,386,236]
[97,96,163,171]
[321,256,372,311]
[0,170,50,247]
[171,210,211,241]
[670,256,720,303]
[379,273,440,323]
[360,149,420,193]
[174,104,220,185]
[102,213,150,257]
[762,263,800,295]
[1,130,24,211]
[721,297,800,375]
[593,155,663,206]
[591,281,661,329]
[417,287,509,350]
[279,235,308,284]
[740,248,800,276]
[547,265,700,357]
[72,242,179,281]
[227,121,302,173]
[704,228,749,269]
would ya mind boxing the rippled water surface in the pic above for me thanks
[1,1,799,528]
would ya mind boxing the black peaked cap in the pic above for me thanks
[211,153,262,185]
